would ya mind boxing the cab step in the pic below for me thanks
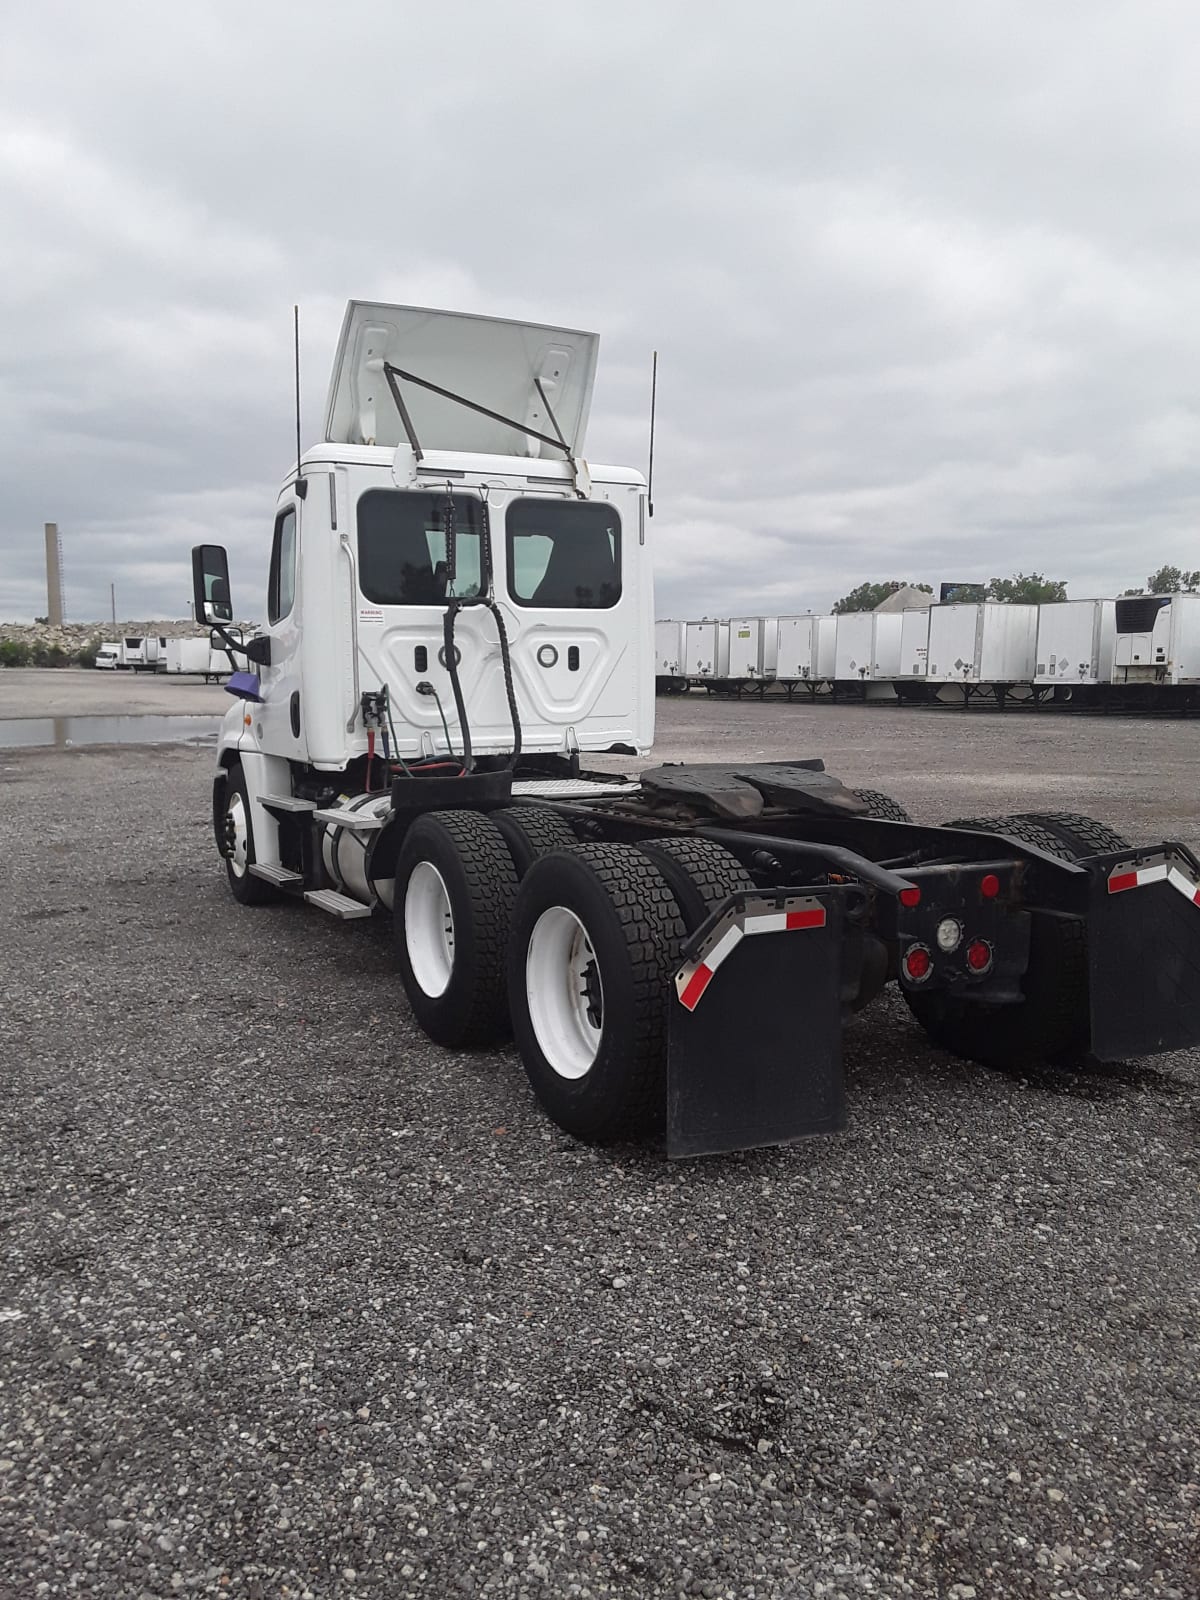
[249,863,303,886]
[311,807,389,831]
[260,794,317,813]
[304,888,374,919]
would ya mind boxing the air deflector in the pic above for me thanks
[323,301,599,457]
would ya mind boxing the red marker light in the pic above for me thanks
[966,940,993,973]
[980,873,1000,900]
[903,945,931,981]
[899,886,921,907]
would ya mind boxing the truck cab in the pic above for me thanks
[202,304,651,792]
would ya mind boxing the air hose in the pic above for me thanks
[439,490,523,771]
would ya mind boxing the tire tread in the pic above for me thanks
[850,787,913,823]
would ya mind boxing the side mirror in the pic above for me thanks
[192,544,234,624]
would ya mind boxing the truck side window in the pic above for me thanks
[268,508,297,624]
[357,490,482,604]
[505,499,620,609]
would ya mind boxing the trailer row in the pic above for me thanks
[656,595,1200,699]
[94,632,247,677]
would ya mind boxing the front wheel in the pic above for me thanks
[222,764,276,906]
[509,845,686,1143]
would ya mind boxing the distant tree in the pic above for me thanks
[832,580,933,614]
[986,573,1068,604]
[34,615,48,625]
[1145,564,1200,594]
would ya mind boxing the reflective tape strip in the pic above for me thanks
[744,907,827,936]
[677,923,743,1013]
[1168,867,1200,907]
[1107,859,1200,906]
[678,963,715,1011]
[676,903,828,1009]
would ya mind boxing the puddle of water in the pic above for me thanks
[0,715,222,751]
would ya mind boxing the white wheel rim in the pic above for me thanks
[405,861,455,998]
[526,906,603,1080]
[227,792,249,877]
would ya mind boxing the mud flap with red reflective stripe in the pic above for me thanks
[667,890,851,1157]
[1089,847,1200,1059]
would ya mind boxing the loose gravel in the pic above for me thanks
[1,700,1197,1598]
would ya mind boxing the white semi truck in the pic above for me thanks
[194,301,1200,1155]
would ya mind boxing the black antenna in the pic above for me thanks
[647,350,658,517]
[293,304,307,499]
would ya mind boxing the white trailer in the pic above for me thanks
[118,636,146,670]
[775,616,822,681]
[1035,601,1117,687]
[896,609,931,679]
[140,636,167,671]
[166,637,214,675]
[186,300,1200,1159]
[925,603,1038,684]
[1113,594,1200,685]
[654,620,686,683]
[684,621,720,680]
[814,616,837,679]
[834,612,903,681]
[654,619,687,694]
[717,616,775,682]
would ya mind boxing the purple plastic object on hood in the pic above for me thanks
[224,670,264,703]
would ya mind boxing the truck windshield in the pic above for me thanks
[357,490,483,605]
[505,499,620,609]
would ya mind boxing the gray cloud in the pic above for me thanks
[2,1,1199,624]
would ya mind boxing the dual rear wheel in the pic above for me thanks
[903,810,1131,1069]
[393,810,749,1140]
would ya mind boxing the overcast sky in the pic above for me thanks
[3,0,1200,624]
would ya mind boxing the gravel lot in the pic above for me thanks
[1,692,1197,1598]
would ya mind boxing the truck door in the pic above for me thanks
[254,501,309,759]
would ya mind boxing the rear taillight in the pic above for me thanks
[902,945,932,982]
[899,886,921,907]
[980,873,1000,900]
[966,939,993,973]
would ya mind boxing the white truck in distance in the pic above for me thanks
[193,301,1200,1156]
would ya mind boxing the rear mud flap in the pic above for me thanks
[1089,848,1200,1059]
[667,890,853,1158]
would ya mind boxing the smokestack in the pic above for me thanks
[44,522,64,626]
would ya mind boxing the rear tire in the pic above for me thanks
[508,845,686,1143]
[637,837,753,931]
[492,806,577,878]
[223,764,277,906]
[944,815,1078,862]
[850,788,913,823]
[394,811,518,1046]
[1006,811,1131,858]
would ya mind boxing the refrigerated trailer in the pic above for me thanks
[1035,601,1117,689]
[1112,594,1200,687]
[192,300,1200,1157]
